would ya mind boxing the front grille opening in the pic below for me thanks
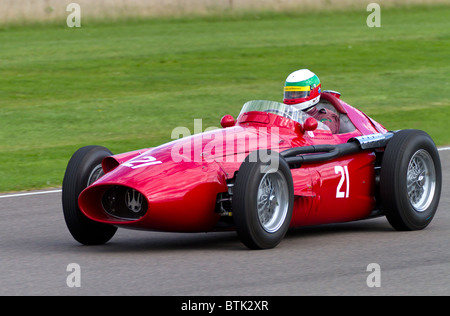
[102,186,148,220]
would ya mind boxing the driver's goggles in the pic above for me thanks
[284,85,310,99]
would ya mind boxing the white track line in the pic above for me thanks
[0,147,448,199]
[0,189,62,199]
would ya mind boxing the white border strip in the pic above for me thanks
[0,147,448,199]
[0,189,62,199]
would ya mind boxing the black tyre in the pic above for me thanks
[62,145,117,245]
[380,130,442,230]
[233,150,294,249]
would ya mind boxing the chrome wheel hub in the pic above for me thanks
[407,149,436,212]
[257,170,289,233]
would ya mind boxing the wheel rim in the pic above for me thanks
[407,149,436,212]
[257,170,289,233]
[87,164,104,186]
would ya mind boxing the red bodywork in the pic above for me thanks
[78,93,388,232]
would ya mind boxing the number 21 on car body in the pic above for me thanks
[335,165,350,198]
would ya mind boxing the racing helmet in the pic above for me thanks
[283,69,321,110]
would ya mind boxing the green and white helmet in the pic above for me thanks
[283,69,321,110]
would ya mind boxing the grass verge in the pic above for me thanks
[0,4,449,191]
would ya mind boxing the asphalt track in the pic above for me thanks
[1,149,449,296]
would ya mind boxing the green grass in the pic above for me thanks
[0,5,449,192]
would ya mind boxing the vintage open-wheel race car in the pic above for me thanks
[62,91,442,249]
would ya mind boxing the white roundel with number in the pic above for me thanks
[123,155,162,169]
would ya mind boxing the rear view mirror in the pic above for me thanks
[220,115,235,128]
[304,117,318,131]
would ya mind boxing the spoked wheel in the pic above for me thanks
[407,149,437,212]
[62,145,118,245]
[233,150,294,249]
[257,171,290,233]
[380,130,442,230]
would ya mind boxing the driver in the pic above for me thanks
[283,69,340,133]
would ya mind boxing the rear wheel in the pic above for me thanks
[233,150,294,249]
[62,145,117,245]
[380,130,442,230]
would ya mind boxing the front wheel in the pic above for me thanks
[62,145,118,245]
[233,150,294,249]
[380,130,442,230]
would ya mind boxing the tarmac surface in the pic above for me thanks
[1,149,449,296]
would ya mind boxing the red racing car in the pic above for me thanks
[62,91,442,249]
